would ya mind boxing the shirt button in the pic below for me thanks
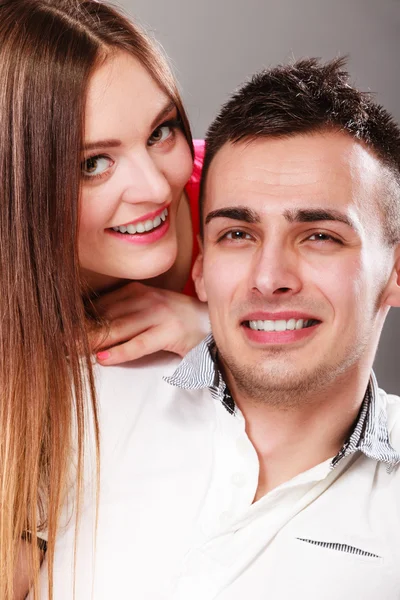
[231,472,246,487]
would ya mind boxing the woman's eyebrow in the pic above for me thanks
[82,101,176,152]
[150,100,176,130]
[82,139,122,151]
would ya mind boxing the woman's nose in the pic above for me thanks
[120,153,170,206]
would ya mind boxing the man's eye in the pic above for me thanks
[222,230,252,241]
[81,155,113,178]
[307,232,341,243]
[148,125,172,146]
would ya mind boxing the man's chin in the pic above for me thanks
[240,368,318,392]
[220,354,334,406]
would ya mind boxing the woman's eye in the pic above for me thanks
[81,156,113,178]
[148,124,172,146]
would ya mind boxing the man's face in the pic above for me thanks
[195,131,398,402]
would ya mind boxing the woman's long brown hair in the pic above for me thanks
[0,1,193,598]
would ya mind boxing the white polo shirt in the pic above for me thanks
[36,338,400,600]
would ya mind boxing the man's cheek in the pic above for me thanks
[211,268,243,302]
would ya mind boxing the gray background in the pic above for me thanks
[119,0,400,391]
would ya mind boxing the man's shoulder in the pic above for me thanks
[91,352,216,477]
[94,351,182,390]
[93,351,213,422]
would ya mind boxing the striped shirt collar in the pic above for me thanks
[165,334,400,470]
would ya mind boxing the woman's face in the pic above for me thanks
[79,51,193,292]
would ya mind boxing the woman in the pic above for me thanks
[1,1,206,598]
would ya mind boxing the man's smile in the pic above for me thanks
[238,311,322,345]
[246,318,320,332]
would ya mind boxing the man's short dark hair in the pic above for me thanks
[200,57,400,243]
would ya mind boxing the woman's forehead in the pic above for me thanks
[85,51,171,139]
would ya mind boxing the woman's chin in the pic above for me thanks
[80,239,179,289]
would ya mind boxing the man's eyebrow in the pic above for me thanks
[283,208,357,230]
[205,206,261,226]
[82,100,176,152]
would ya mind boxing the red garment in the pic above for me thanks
[182,139,205,297]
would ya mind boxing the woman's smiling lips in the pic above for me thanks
[241,311,322,345]
[106,205,170,245]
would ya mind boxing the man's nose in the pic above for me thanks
[120,152,170,206]
[250,241,303,298]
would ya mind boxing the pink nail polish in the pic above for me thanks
[96,350,111,361]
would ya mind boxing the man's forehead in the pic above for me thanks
[205,131,383,210]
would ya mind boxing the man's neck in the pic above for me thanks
[230,363,372,501]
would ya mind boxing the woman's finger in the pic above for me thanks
[96,326,173,365]
[95,284,171,320]
[91,308,158,351]
[92,290,210,363]
[94,281,154,316]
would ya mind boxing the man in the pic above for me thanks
[39,58,400,599]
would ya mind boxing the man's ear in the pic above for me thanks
[192,236,207,302]
[382,246,400,307]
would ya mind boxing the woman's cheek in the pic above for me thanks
[173,139,195,187]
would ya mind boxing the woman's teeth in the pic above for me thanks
[248,319,316,331]
[112,208,168,234]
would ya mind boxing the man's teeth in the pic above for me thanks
[112,208,168,234]
[248,319,315,331]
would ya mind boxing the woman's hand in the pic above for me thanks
[91,282,210,365]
